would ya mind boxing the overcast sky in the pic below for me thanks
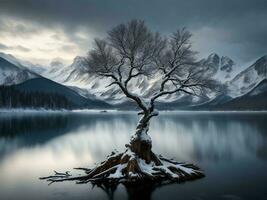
[0,0,266,67]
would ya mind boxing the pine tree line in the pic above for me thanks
[0,85,73,109]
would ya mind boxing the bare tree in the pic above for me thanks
[41,20,213,186]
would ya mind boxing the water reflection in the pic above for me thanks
[0,111,267,200]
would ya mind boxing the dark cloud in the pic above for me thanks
[0,0,267,64]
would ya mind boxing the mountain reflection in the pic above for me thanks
[0,112,267,166]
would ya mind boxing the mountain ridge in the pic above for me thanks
[0,54,111,109]
[1,52,267,110]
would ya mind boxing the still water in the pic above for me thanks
[0,111,267,200]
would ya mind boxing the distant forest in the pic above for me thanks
[0,86,72,109]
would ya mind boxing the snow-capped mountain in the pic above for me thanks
[0,54,111,109]
[42,56,149,103]
[0,56,39,85]
[198,53,237,83]
[41,53,237,104]
[1,51,267,110]
[199,55,267,110]
[44,57,182,103]
[0,52,46,74]
[227,55,267,98]
[0,52,24,67]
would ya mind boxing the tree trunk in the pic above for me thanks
[128,114,159,164]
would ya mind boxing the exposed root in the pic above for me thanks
[40,148,204,186]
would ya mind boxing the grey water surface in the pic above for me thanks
[0,111,267,200]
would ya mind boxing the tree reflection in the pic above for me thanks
[98,181,176,200]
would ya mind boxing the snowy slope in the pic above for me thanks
[42,53,237,104]
[0,57,39,85]
[197,53,238,83]
[0,53,111,109]
[0,52,24,68]
[197,55,267,109]
[3,51,267,109]
[214,79,267,110]
[42,56,152,103]
[227,55,267,97]
[0,52,46,74]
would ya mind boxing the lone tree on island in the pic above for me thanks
[41,20,214,185]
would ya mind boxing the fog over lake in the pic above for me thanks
[0,111,267,200]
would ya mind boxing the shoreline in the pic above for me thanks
[1,108,267,114]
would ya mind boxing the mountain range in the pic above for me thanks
[0,53,110,109]
[0,52,266,110]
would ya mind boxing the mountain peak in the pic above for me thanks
[220,56,234,72]
[50,60,64,68]
[208,53,220,61]
[73,56,84,61]
[209,53,219,57]
[0,55,38,85]
[70,56,87,72]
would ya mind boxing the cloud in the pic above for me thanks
[0,16,84,65]
[59,44,78,53]
[15,45,31,52]
[0,43,9,50]
[0,42,30,52]
[0,0,266,65]
[0,17,41,39]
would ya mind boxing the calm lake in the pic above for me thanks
[0,111,267,200]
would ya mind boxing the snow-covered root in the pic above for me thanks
[40,148,204,185]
